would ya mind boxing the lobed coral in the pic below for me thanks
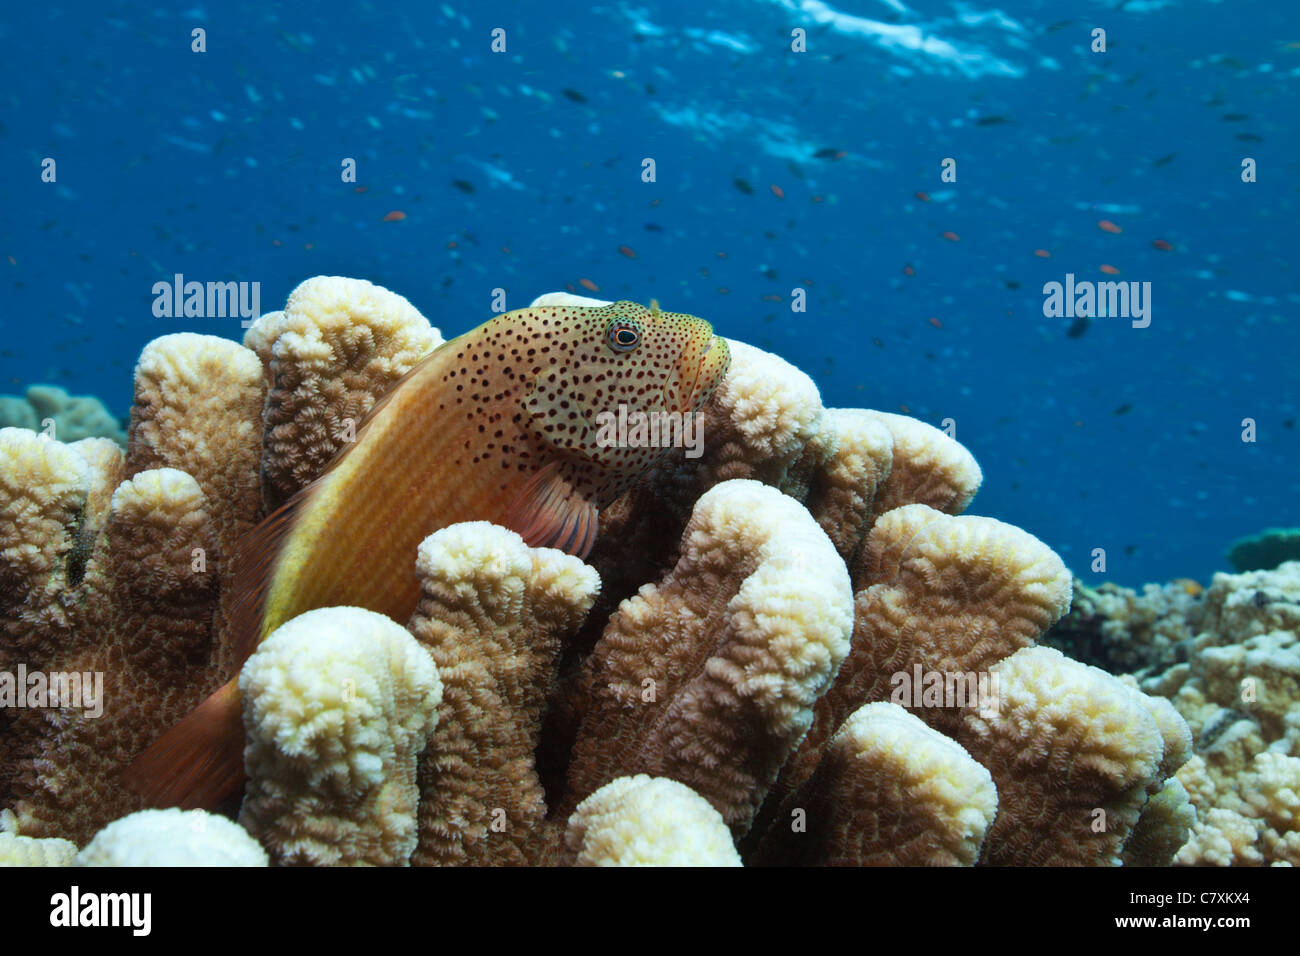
[238,607,442,866]
[0,385,127,447]
[1053,561,1300,864]
[0,277,1197,866]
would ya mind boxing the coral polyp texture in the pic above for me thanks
[1,276,1224,866]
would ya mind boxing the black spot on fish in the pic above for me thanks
[562,88,587,103]
[1113,403,1132,416]
[452,179,475,193]
[733,178,754,195]
[1067,317,1090,339]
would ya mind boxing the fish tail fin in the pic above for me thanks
[121,678,247,810]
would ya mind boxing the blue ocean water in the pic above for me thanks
[2,0,1296,588]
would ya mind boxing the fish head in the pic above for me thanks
[518,299,730,502]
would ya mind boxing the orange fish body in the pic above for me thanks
[125,299,730,809]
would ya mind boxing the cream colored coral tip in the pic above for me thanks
[75,809,268,866]
[567,775,741,867]
[242,606,440,709]
[136,331,262,378]
[0,425,91,483]
[0,832,78,867]
[835,703,997,812]
[529,291,612,308]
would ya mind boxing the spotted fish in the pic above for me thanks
[125,299,730,809]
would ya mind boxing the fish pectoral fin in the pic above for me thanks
[501,461,600,558]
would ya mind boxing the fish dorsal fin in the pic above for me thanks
[501,461,599,558]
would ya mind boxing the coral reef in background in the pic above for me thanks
[1227,527,1300,573]
[0,278,1201,866]
[1045,576,1205,674]
[0,384,127,447]
[1049,562,1300,865]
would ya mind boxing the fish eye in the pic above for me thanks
[606,320,641,352]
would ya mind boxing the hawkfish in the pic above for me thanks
[124,299,730,809]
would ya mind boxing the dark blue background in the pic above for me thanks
[3,0,1297,586]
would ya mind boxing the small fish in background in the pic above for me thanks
[561,88,587,103]
[1113,403,1133,416]
[975,115,1010,126]
[941,231,960,242]
[733,178,754,195]
[124,300,731,810]
[1066,316,1091,339]
[812,147,843,159]
[1100,264,1120,275]
[382,210,406,221]
[1153,153,1177,166]
[1235,132,1263,142]
[1151,239,1174,251]
[617,245,637,258]
[1034,249,1052,258]
[643,223,663,232]
[1098,219,1122,234]
[451,179,475,193]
